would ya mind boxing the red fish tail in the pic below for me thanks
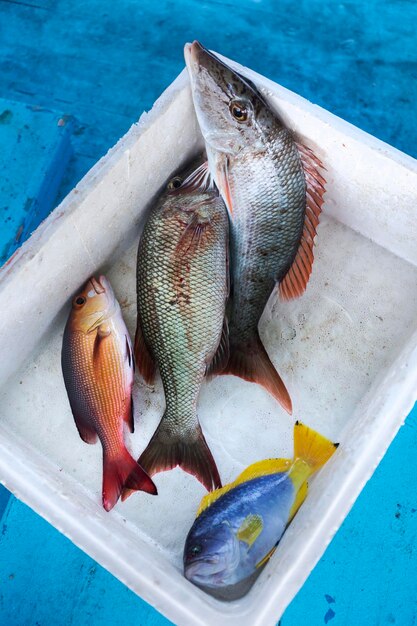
[135,418,222,493]
[102,446,157,511]
[222,332,292,415]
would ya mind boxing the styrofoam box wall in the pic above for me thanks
[0,56,417,626]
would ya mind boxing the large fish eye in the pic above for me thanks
[190,544,202,557]
[74,296,86,307]
[167,176,182,190]
[229,99,248,122]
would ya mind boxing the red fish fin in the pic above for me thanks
[223,334,292,414]
[206,317,230,377]
[102,447,157,511]
[72,411,98,445]
[217,157,233,215]
[175,215,209,257]
[279,143,326,301]
[135,419,222,493]
[134,316,156,385]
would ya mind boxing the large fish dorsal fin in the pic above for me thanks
[196,457,291,517]
[235,458,292,484]
[196,483,234,516]
[279,143,326,300]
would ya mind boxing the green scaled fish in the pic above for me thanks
[132,156,229,492]
[184,422,338,596]
[185,42,326,415]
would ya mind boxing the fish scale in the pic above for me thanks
[134,157,229,491]
[61,275,157,511]
[184,41,326,415]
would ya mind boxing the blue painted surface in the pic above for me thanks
[0,99,73,263]
[1,0,417,624]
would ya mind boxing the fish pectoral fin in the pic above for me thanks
[134,316,156,385]
[288,480,308,523]
[92,324,112,367]
[256,545,277,569]
[236,514,263,548]
[279,143,326,301]
[217,156,233,216]
[206,316,230,377]
[175,214,209,257]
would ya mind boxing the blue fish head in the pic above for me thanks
[184,520,243,588]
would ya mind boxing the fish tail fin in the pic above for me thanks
[136,418,222,493]
[293,421,338,473]
[223,333,292,414]
[102,446,157,511]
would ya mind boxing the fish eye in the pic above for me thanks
[168,176,182,190]
[229,100,248,122]
[74,296,86,306]
[190,544,202,557]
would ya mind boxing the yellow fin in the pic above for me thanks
[256,545,277,569]
[196,484,234,517]
[236,514,263,547]
[196,458,291,517]
[234,458,292,485]
[289,480,308,522]
[294,422,338,473]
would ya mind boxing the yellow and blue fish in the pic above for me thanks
[183,422,338,592]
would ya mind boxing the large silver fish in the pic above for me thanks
[185,42,326,415]
[133,157,229,492]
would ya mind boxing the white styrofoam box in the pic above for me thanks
[1,54,417,626]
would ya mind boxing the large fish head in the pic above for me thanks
[184,40,274,158]
[69,275,116,334]
[184,520,244,589]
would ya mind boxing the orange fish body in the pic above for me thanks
[62,276,156,510]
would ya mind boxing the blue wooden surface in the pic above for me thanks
[0,98,73,263]
[1,0,417,624]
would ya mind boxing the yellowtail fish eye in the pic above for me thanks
[74,296,86,307]
[167,176,183,190]
[229,100,248,122]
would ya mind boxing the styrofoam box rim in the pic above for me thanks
[1,56,417,626]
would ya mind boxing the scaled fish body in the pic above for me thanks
[184,422,337,593]
[61,276,157,511]
[185,42,326,415]
[134,157,229,492]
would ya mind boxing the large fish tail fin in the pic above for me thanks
[134,418,222,493]
[102,446,157,511]
[222,333,292,415]
[293,421,338,473]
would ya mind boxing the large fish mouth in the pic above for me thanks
[184,558,232,588]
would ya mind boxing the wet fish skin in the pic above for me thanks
[185,42,325,414]
[134,156,229,492]
[184,422,338,594]
[61,275,157,511]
